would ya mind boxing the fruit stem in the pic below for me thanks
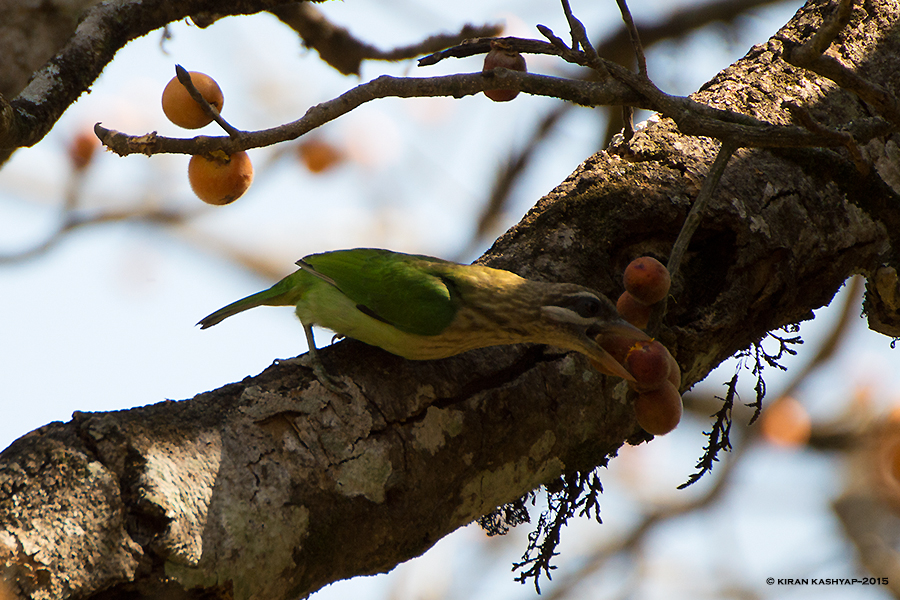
[174,64,243,138]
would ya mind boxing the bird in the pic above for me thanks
[198,248,649,390]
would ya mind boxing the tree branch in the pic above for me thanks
[94,70,643,157]
[271,2,501,76]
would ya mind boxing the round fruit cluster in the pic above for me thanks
[596,256,683,436]
[616,256,671,329]
[161,71,253,205]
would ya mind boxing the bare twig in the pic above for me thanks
[560,0,588,55]
[667,140,738,278]
[621,105,635,141]
[784,101,868,173]
[96,69,643,157]
[784,0,900,126]
[535,24,570,52]
[418,35,566,66]
[644,140,738,335]
[0,207,194,264]
[174,65,242,138]
[272,2,501,76]
[614,0,648,76]
[560,0,608,76]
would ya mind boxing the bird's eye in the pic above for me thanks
[568,295,602,318]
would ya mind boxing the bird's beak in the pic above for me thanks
[586,321,652,382]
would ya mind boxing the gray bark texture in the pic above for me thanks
[2,0,899,599]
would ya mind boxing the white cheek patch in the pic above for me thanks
[540,305,594,326]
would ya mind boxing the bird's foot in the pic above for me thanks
[294,350,349,395]
[309,360,349,395]
[299,325,350,395]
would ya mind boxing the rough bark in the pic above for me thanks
[1,0,899,599]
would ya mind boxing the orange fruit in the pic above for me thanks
[188,151,253,205]
[68,130,100,171]
[162,71,224,129]
[623,257,671,305]
[634,382,683,435]
[760,396,811,447]
[298,139,344,173]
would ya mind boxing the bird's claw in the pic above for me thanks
[310,361,350,395]
[298,346,350,395]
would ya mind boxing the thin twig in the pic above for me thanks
[784,101,868,173]
[535,24,571,52]
[784,0,900,126]
[97,70,643,157]
[272,2,500,76]
[0,207,194,264]
[797,0,855,56]
[667,140,738,278]
[647,140,739,334]
[621,105,635,141]
[560,0,581,51]
[174,65,242,138]
[559,0,607,75]
[614,0,648,76]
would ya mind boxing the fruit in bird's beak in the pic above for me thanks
[483,43,527,102]
[189,151,254,205]
[593,323,646,368]
[623,256,671,305]
[634,382,683,435]
[590,320,652,377]
[594,327,683,435]
[162,71,224,129]
[625,340,671,391]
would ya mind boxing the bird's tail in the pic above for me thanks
[197,271,307,329]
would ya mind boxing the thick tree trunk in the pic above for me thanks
[1,1,898,599]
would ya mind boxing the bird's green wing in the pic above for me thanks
[302,249,459,336]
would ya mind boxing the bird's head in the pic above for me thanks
[537,286,651,381]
